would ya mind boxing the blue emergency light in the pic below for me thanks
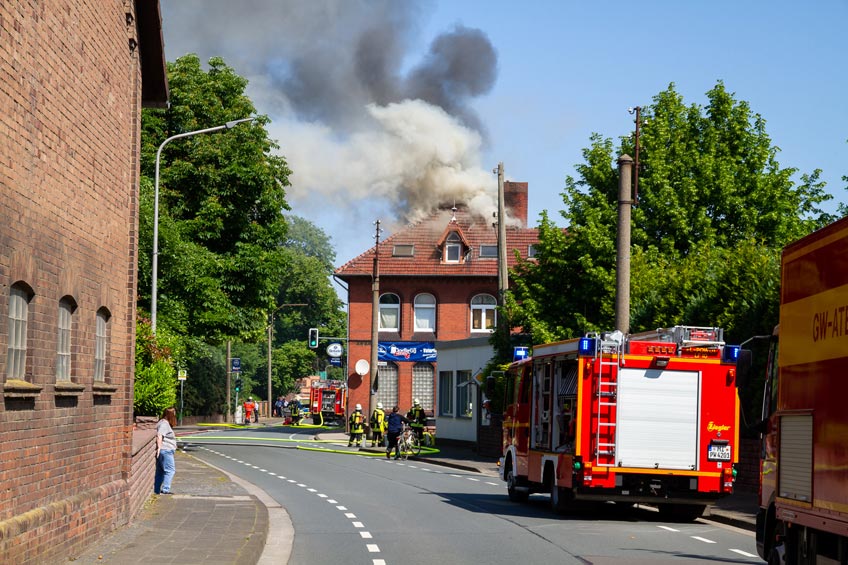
[722,344,741,364]
[578,337,596,356]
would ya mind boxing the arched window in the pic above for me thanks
[412,363,434,411]
[94,308,111,382]
[56,297,77,382]
[374,362,398,409]
[413,293,436,332]
[470,294,497,332]
[379,293,400,331]
[7,283,33,380]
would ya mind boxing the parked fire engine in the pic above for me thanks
[750,216,848,564]
[309,380,347,425]
[501,325,741,521]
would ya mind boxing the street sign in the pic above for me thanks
[326,342,344,358]
[231,358,241,372]
[513,347,529,362]
[328,356,342,367]
[178,369,187,381]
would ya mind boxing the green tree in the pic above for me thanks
[508,82,835,347]
[138,54,292,344]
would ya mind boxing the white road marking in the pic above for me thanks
[288,479,296,483]
[345,513,357,519]
[485,482,498,486]
[729,549,758,558]
[297,483,307,487]
[360,532,373,539]
[691,536,717,544]
[317,494,328,498]
[352,521,364,528]
[658,526,679,532]
[468,478,480,482]
[367,545,381,553]
[328,499,338,504]
[337,506,347,511]
[307,488,317,492]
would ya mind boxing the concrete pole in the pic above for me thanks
[615,155,633,334]
[496,162,508,303]
[369,220,381,434]
[267,320,273,415]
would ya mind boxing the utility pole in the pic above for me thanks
[495,162,508,302]
[615,154,633,334]
[629,106,642,205]
[369,220,382,435]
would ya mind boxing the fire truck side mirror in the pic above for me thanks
[736,349,753,390]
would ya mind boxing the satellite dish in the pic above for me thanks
[354,359,370,376]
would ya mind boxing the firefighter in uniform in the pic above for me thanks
[348,404,365,448]
[406,399,427,442]
[370,402,386,447]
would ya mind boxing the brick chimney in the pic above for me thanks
[504,181,528,225]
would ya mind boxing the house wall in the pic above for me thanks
[433,340,494,442]
[345,276,498,417]
[0,2,145,562]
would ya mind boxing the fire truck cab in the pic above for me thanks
[500,326,741,521]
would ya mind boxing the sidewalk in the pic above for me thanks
[70,420,757,564]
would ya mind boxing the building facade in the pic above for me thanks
[0,2,167,562]
[334,182,538,440]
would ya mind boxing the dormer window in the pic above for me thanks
[445,232,462,263]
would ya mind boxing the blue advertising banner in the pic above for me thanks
[378,341,437,362]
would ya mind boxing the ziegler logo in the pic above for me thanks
[707,421,731,432]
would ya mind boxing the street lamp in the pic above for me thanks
[151,117,254,334]
[267,303,307,412]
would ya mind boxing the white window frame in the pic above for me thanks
[445,232,462,263]
[56,298,75,381]
[413,293,436,332]
[471,293,497,333]
[479,244,498,258]
[456,370,472,419]
[439,370,454,416]
[7,284,31,380]
[379,293,400,332]
[94,308,110,382]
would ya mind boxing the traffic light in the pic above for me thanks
[308,328,319,348]
[235,377,242,392]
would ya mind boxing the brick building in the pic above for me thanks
[0,2,167,562]
[334,182,538,440]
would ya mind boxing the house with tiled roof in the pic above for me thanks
[334,182,538,443]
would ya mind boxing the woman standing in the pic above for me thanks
[154,407,178,494]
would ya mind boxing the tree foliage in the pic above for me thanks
[138,54,292,344]
[508,82,835,347]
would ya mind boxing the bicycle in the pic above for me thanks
[395,424,421,460]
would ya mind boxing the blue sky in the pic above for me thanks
[161,1,847,269]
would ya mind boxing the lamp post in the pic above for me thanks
[151,117,254,334]
[267,303,307,414]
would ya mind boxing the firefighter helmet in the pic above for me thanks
[355,403,362,411]
[377,402,383,409]
[413,398,421,406]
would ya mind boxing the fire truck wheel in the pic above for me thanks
[506,468,529,503]
[657,503,706,522]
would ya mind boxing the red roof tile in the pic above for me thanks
[335,206,539,279]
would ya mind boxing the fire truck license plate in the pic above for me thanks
[707,443,731,461]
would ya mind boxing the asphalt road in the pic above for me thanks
[189,428,761,564]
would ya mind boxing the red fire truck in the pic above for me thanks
[309,380,347,425]
[501,325,741,520]
[751,216,848,564]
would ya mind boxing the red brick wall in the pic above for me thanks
[346,276,498,413]
[0,1,145,562]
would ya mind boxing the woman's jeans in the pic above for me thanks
[155,449,175,494]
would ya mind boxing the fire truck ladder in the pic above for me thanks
[593,333,622,467]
